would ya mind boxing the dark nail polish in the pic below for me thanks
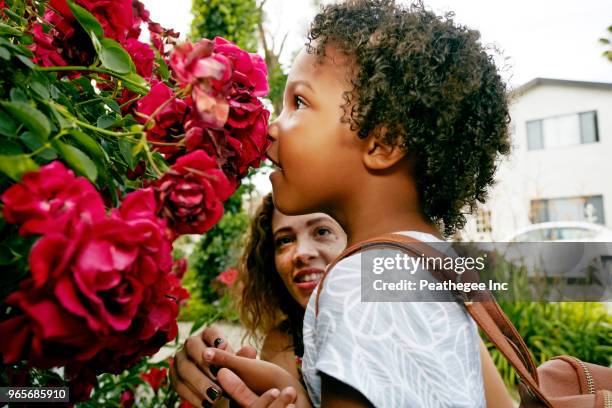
[202,400,212,408]
[206,386,220,401]
[213,337,224,348]
[210,365,219,376]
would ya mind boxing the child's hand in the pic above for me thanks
[203,347,312,408]
[170,326,257,407]
[218,367,297,407]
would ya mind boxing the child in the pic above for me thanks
[204,1,511,406]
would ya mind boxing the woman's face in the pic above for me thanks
[272,210,347,308]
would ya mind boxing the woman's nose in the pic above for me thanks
[293,239,318,264]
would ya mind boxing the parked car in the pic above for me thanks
[505,221,612,242]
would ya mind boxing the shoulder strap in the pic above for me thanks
[315,233,553,407]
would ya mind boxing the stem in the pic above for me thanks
[28,130,67,157]
[36,66,149,93]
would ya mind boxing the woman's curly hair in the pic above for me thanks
[235,193,304,356]
[307,0,511,236]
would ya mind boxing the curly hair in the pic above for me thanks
[307,0,511,236]
[235,193,305,356]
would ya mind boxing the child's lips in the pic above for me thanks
[265,153,283,171]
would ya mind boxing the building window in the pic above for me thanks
[526,111,599,151]
[476,209,492,233]
[530,195,605,224]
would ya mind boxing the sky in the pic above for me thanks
[141,0,612,194]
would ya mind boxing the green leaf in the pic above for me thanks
[53,141,98,182]
[30,81,50,100]
[10,87,28,103]
[106,99,121,114]
[154,49,170,80]
[0,101,51,139]
[118,138,134,168]
[97,114,117,129]
[121,72,149,94]
[16,54,34,68]
[98,38,133,74]
[0,22,22,36]
[0,110,17,138]
[20,131,57,160]
[67,0,104,39]
[0,154,38,181]
[0,46,10,60]
[70,129,107,162]
[0,140,23,155]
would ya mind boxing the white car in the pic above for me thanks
[505,221,612,242]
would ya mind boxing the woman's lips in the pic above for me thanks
[293,268,324,291]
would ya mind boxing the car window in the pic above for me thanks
[513,229,550,242]
[550,227,596,240]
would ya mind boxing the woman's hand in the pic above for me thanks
[170,325,257,407]
[203,347,312,408]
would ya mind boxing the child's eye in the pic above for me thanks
[294,95,307,110]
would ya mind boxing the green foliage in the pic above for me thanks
[267,59,288,118]
[78,359,181,407]
[187,186,250,304]
[484,302,611,393]
[190,0,260,52]
[599,24,612,62]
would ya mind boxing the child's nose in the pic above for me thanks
[265,121,280,163]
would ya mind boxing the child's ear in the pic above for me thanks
[362,132,407,170]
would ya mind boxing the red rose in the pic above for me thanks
[1,161,106,236]
[213,36,268,97]
[140,367,168,391]
[124,38,155,80]
[153,150,234,236]
[136,82,189,158]
[169,40,234,128]
[0,187,184,380]
[120,389,135,408]
[217,268,238,287]
[49,0,133,43]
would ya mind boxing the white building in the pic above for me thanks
[462,78,612,241]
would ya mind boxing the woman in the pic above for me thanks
[171,194,512,407]
[170,193,347,406]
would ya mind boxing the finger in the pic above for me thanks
[236,345,257,359]
[202,325,234,353]
[184,335,218,377]
[169,359,204,407]
[248,388,281,408]
[267,387,297,408]
[204,348,289,394]
[175,347,221,401]
[217,368,258,407]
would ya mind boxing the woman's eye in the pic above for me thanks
[294,95,306,110]
[315,227,332,237]
[275,236,294,248]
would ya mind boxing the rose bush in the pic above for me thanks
[0,0,269,403]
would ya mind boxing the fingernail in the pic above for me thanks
[203,349,214,361]
[213,337,224,348]
[206,387,220,401]
[210,365,219,376]
[270,388,280,398]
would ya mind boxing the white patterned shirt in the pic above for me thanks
[302,231,486,408]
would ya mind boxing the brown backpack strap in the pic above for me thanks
[315,233,553,407]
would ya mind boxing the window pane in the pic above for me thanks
[526,120,543,150]
[585,195,605,224]
[530,199,549,223]
[543,114,580,148]
[579,111,598,143]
